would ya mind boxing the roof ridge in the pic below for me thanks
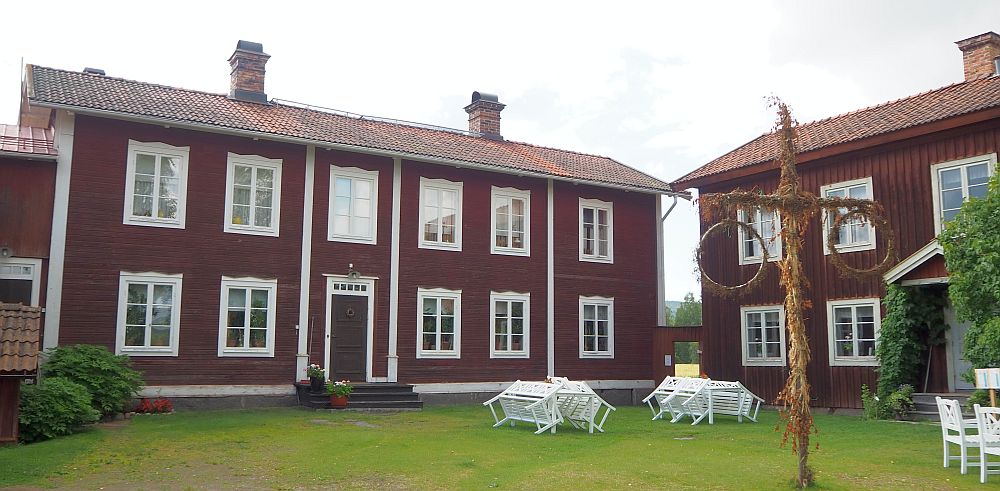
[30,64,230,99]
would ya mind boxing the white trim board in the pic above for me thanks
[883,240,943,284]
[412,379,655,394]
[43,110,75,349]
[388,158,402,382]
[295,145,315,380]
[138,384,296,398]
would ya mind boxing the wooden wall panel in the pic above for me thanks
[0,157,56,258]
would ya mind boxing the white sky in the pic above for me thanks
[2,1,998,301]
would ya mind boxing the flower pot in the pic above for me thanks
[330,394,349,409]
[310,376,325,393]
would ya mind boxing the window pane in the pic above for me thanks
[597,336,608,351]
[940,168,962,189]
[233,204,251,225]
[512,318,523,334]
[495,233,509,248]
[227,328,245,348]
[160,157,178,178]
[834,307,853,324]
[440,334,454,350]
[249,329,267,348]
[597,305,609,321]
[968,163,989,186]
[134,174,154,197]
[423,298,437,315]
[848,185,868,199]
[250,289,269,308]
[969,183,989,199]
[584,336,596,352]
[511,335,523,350]
[150,326,171,347]
[153,285,172,305]
[423,333,436,350]
[159,177,179,199]
[495,336,508,351]
[128,284,148,304]
[135,153,156,175]
[583,320,595,335]
[249,309,267,328]
[748,343,762,358]
[124,326,145,347]
[583,207,594,224]
[150,306,172,326]
[511,301,523,318]
[859,340,876,357]
[856,306,874,323]
[424,188,438,206]
[355,198,371,218]
[942,189,964,210]
[495,318,508,334]
[355,180,371,199]
[229,289,246,308]
[133,196,153,217]
[495,301,508,317]
[227,310,246,328]
[583,304,595,320]
[943,209,960,222]
[255,190,273,207]
[442,190,456,209]
[333,215,349,234]
[825,188,845,198]
[598,209,608,226]
[440,298,454,315]
[352,217,370,236]
[256,168,274,189]
[422,315,436,333]
[234,165,253,185]
[836,341,853,357]
[441,316,454,334]
[335,177,352,197]
[765,343,780,358]
[255,207,272,227]
[512,232,524,249]
[126,304,147,325]
[765,327,780,343]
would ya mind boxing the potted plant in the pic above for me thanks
[306,363,326,393]
[326,380,354,409]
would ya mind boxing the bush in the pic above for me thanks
[133,398,173,414]
[861,384,914,421]
[860,384,885,420]
[966,389,991,411]
[42,345,144,417]
[18,377,100,443]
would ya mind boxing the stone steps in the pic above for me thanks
[295,382,423,410]
[911,392,972,422]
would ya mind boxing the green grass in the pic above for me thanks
[0,405,985,489]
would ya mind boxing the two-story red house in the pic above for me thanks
[11,41,684,406]
[672,32,1000,408]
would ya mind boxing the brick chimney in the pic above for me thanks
[228,40,270,104]
[956,32,1000,81]
[464,91,505,140]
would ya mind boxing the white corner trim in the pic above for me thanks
[489,185,531,256]
[819,176,876,255]
[883,240,943,284]
[296,145,316,380]
[655,196,665,326]
[223,152,283,237]
[546,179,555,377]
[138,384,296,398]
[739,304,786,367]
[43,110,75,349]
[578,197,614,264]
[327,164,380,244]
[388,158,402,382]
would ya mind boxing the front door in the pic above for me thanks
[330,294,367,382]
[944,304,975,390]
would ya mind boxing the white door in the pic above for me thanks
[943,305,975,391]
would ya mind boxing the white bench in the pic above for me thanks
[483,380,564,434]
[703,380,764,424]
[549,377,616,433]
[642,376,685,421]
[644,376,763,425]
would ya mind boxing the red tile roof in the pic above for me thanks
[0,304,41,374]
[0,124,56,158]
[673,76,1000,188]
[26,65,676,194]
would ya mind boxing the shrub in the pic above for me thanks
[18,377,100,443]
[966,389,991,411]
[860,384,885,420]
[42,345,144,417]
[861,384,914,421]
[133,398,173,414]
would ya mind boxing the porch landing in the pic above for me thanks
[294,382,423,411]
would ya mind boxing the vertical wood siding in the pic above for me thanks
[0,157,56,258]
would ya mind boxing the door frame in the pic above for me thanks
[0,257,43,306]
[943,302,974,392]
[324,274,376,382]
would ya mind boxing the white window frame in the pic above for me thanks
[115,272,183,356]
[931,153,997,233]
[224,153,283,237]
[0,257,42,306]
[418,178,463,251]
[579,295,614,359]
[328,165,379,244]
[416,287,462,359]
[579,198,614,263]
[820,177,876,255]
[490,186,530,256]
[218,277,278,357]
[827,298,881,367]
[740,305,786,367]
[737,207,782,265]
[489,291,530,359]
[123,140,190,229]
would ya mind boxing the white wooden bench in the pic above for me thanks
[703,380,764,424]
[644,376,763,425]
[483,380,564,434]
[549,377,616,433]
[642,376,685,421]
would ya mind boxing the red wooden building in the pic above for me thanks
[13,41,685,405]
[672,32,1000,408]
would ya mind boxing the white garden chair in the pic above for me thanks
[974,404,1000,483]
[549,377,616,433]
[936,396,981,475]
[704,380,764,424]
[642,376,685,421]
[483,380,564,434]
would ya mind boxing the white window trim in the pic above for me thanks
[115,272,183,357]
[218,276,278,358]
[328,165,379,245]
[827,298,882,367]
[579,295,614,359]
[122,140,190,229]
[490,186,531,257]
[578,198,614,264]
[820,176,876,255]
[416,287,462,359]
[489,291,530,359]
[418,177,463,251]
[740,304,786,367]
[0,257,42,307]
[737,208,782,265]
[223,153,283,237]
[930,153,997,233]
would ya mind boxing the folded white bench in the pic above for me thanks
[704,380,763,424]
[549,377,616,433]
[642,376,685,421]
[483,380,564,434]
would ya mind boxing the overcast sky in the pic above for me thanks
[3,1,998,300]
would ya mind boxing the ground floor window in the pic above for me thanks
[827,298,880,366]
[490,292,529,358]
[219,277,277,357]
[417,288,462,358]
[579,296,614,358]
[740,305,785,366]
[116,272,183,356]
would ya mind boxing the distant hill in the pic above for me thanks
[664,300,683,312]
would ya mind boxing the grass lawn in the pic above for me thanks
[0,405,985,490]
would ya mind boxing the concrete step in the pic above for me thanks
[911,392,974,422]
[294,382,423,410]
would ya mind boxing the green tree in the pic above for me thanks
[673,293,702,326]
[663,305,674,326]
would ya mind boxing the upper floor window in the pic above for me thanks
[820,177,875,254]
[224,153,282,236]
[740,305,785,366]
[116,272,183,356]
[490,291,530,358]
[491,187,530,256]
[419,178,463,251]
[218,277,277,357]
[417,288,462,358]
[827,298,881,366]
[123,141,189,229]
[932,153,997,232]
[738,207,781,264]
[579,198,613,263]
[579,296,614,358]
[329,165,379,244]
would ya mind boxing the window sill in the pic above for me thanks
[120,348,177,357]
[225,225,279,237]
[491,352,530,359]
[742,359,785,367]
[219,349,275,358]
[579,255,613,264]
[329,234,377,245]
[823,243,876,255]
[491,248,530,257]
[830,357,878,367]
[580,352,614,359]
[419,242,462,252]
[417,351,461,359]
[124,217,185,229]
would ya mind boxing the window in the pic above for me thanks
[0,258,42,306]
[419,178,463,250]
[579,198,613,263]
[218,277,277,357]
[740,305,785,366]
[328,165,379,244]
[417,288,461,358]
[491,187,530,256]
[821,177,875,254]
[738,207,781,264]
[828,298,880,366]
[931,154,997,232]
[115,272,182,356]
[224,153,282,236]
[579,296,614,358]
[123,140,190,228]
[490,292,529,358]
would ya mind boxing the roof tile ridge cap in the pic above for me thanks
[33,65,229,99]
[796,79,980,129]
[271,101,503,139]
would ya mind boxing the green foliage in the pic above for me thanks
[673,293,702,326]
[674,342,700,365]
[18,377,100,443]
[861,383,914,420]
[876,285,947,397]
[42,345,144,417]
[860,384,885,420]
[966,389,992,410]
